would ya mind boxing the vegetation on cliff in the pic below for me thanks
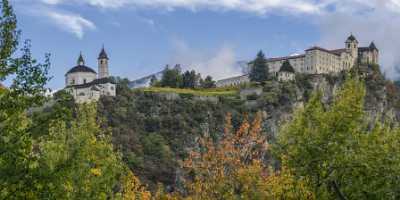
[3,0,400,199]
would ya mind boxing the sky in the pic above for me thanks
[9,0,400,90]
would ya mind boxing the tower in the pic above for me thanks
[98,46,109,78]
[78,52,85,66]
[345,34,359,68]
[369,42,379,64]
[345,34,359,59]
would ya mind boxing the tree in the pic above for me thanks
[33,104,148,199]
[249,51,269,83]
[0,20,51,199]
[149,75,159,87]
[181,70,198,89]
[171,113,310,199]
[200,75,216,89]
[160,65,182,88]
[275,78,400,199]
[0,1,146,199]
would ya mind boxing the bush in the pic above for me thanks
[246,93,259,101]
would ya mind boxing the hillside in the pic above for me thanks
[97,66,400,190]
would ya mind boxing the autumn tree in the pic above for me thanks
[175,112,313,200]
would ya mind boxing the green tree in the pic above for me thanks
[34,104,126,199]
[275,78,400,199]
[0,1,146,199]
[149,75,159,87]
[249,51,269,82]
[181,70,198,89]
[160,65,182,88]
[200,75,216,89]
[0,34,50,200]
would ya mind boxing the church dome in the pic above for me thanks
[67,65,97,74]
[66,53,97,75]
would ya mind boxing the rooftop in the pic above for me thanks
[66,65,97,75]
[66,77,115,89]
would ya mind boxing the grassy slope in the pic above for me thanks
[140,87,239,97]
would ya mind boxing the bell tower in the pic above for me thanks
[345,34,359,65]
[98,46,109,78]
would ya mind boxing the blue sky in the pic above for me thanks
[10,0,400,90]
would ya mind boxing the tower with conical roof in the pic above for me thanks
[98,46,109,79]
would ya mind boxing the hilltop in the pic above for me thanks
[92,65,400,190]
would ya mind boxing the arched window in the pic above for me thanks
[83,79,87,84]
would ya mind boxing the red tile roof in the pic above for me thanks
[266,54,305,62]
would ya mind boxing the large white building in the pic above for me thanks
[64,48,116,103]
[217,35,379,87]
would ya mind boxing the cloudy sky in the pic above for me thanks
[9,0,400,89]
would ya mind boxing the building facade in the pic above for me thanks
[266,35,378,75]
[216,74,250,88]
[217,35,379,87]
[64,48,116,103]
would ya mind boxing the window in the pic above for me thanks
[110,86,114,90]
[71,79,75,85]
[83,79,87,84]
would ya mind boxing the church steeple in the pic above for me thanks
[98,45,109,60]
[77,52,85,66]
[98,46,109,78]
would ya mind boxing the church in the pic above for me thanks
[64,47,116,103]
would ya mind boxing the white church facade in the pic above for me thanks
[64,48,116,103]
[217,35,379,87]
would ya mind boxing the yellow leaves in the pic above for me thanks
[181,112,271,199]
[90,168,102,177]
[63,181,74,193]
[265,167,315,200]
[121,170,152,200]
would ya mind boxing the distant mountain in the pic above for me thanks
[128,70,165,89]
[128,61,250,88]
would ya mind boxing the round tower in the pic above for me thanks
[98,46,109,79]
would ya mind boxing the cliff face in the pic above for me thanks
[98,69,400,191]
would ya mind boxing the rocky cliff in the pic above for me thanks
[98,67,400,191]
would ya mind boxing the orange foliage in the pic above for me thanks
[181,112,270,199]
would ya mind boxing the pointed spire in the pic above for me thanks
[77,52,85,65]
[98,45,109,60]
[280,60,295,73]
[369,41,378,50]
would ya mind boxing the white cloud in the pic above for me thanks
[22,0,400,78]
[169,39,242,80]
[39,0,322,15]
[44,10,96,39]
